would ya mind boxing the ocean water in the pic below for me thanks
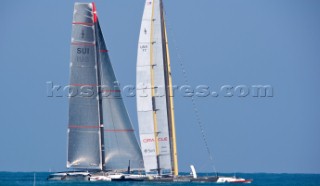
[0,172,319,186]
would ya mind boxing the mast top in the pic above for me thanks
[92,2,97,23]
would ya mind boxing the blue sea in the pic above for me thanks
[0,172,319,186]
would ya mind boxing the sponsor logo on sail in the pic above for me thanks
[144,149,155,153]
[143,137,168,143]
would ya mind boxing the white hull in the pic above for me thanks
[89,175,112,181]
[48,171,146,182]
[47,172,90,181]
[217,176,252,183]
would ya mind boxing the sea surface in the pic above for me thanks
[0,172,319,186]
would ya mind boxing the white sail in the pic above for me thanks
[137,0,158,174]
[137,0,173,175]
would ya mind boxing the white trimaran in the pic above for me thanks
[48,1,251,183]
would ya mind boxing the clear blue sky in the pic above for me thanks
[0,0,319,173]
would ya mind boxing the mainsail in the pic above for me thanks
[68,2,143,171]
[137,0,178,176]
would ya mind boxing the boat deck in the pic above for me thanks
[48,172,219,183]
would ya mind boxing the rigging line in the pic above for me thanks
[163,8,217,175]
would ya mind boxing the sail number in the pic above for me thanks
[140,45,148,52]
[77,48,90,54]
[76,48,90,62]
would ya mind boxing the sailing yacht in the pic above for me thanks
[136,0,217,181]
[136,0,216,181]
[48,2,144,181]
[136,0,252,183]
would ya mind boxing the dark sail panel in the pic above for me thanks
[94,22,144,170]
[67,3,102,170]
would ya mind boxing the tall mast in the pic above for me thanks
[160,0,179,176]
[150,0,161,175]
[92,2,106,170]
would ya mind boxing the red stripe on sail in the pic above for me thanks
[71,42,95,46]
[72,22,94,26]
[100,50,109,53]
